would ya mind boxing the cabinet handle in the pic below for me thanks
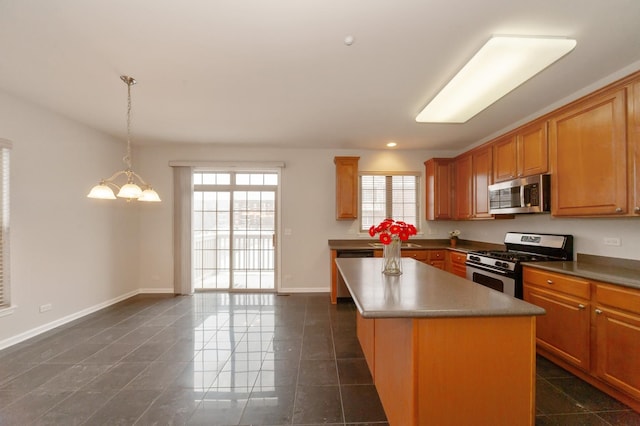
[546,279,553,285]
[595,309,603,315]
[578,304,585,310]
[615,207,623,213]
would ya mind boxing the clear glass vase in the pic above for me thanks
[382,236,402,275]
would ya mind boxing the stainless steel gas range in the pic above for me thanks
[465,232,573,299]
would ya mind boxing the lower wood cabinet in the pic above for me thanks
[594,283,640,400]
[523,266,640,411]
[356,311,538,425]
[523,282,591,371]
[446,250,467,278]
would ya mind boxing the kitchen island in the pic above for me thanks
[336,257,545,426]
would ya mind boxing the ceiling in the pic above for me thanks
[1,0,639,151]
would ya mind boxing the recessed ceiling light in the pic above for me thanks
[386,141,397,148]
[416,35,577,123]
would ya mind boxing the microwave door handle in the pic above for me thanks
[520,184,525,208]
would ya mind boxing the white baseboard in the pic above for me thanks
[278,287,329,294]
[0,289,141,351]
[138,288,175,294]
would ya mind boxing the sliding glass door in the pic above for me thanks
[192,171,277,291]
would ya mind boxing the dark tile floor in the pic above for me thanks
[0,293,637,425]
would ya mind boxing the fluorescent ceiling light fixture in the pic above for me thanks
[416,36,577,123]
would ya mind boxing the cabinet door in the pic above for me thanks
[549,89,627,216]
[425,158,453,220]
[518,120,548,177]
[524,285,591,371]
[493,135,517,182]
[334,157,359,220]
[630,80,640,215]
[472,146,493,218]
[455,155,473,219]
[595,306,640,399]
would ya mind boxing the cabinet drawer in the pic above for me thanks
[428,260,445,270]
[402,250,428,261]
[595,283,640,315]
[523,267,590,299]
[429,250,445,261]
[449,251,467,264]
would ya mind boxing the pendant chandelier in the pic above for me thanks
[87,75,161,202]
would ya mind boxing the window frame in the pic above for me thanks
[359,171,420,233]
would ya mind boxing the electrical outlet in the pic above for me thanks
[39,303,52,313]
[604,237,621,246]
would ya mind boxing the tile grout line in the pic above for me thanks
[288,297,309,426]
[331,303,347,426]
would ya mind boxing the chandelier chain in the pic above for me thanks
[124,79,133,170]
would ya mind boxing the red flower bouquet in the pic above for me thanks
[368,219,417,244]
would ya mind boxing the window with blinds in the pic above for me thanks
[0,141,10,309]
[360,173,419,232]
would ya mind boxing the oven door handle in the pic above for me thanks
[465,261,512,277]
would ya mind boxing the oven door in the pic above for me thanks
[465,263,516,298]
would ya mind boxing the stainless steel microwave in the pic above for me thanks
[488,174,550,214]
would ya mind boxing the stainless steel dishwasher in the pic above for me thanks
[336,249,374,298]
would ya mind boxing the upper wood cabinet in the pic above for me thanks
[549,88,627,216]
[424,158,454,220]
[492,134,518,182]
[454,154,473,219]
[472,145,493,218]
[334,156,359,220]
[630,80,640,216]
[452,146,493,220]
[493,120,548,183]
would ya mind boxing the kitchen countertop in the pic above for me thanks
[335,257,545,319]
[522,254,640,290]
[328,238,504,253]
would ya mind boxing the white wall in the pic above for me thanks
[0,90,142,346]
[425,215,640,261]
[136,145,458,292]
[138,143,640,295]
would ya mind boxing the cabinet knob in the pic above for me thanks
[615,207,623,213]
[635,206,640,213]
[546,279,553,285]
[595,309,603,315]
[578,304,585,310]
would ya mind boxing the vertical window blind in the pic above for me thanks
[0,141,10,308]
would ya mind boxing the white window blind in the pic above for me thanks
[360,173,419,232]
[0,141,11,308]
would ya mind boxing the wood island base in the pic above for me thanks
[357,312,537,426]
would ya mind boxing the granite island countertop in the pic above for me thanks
[335,257,545,319]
